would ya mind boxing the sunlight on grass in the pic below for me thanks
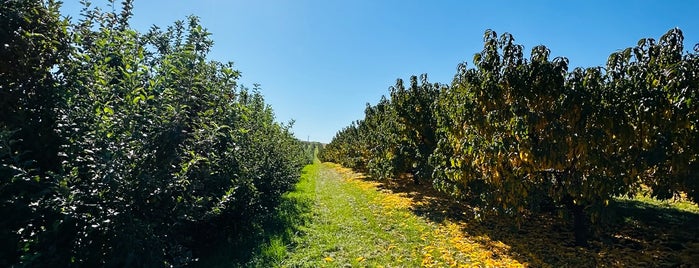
[618,191,699,214]
[275,162,526,267]
[260,237,286,263]
[250,162,698,267]
[329,163,524,267]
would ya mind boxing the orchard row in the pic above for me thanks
[1,1,310,266]
[320,28,699,245]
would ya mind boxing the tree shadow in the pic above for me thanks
[364,173,699,267]
[193,169,314,268]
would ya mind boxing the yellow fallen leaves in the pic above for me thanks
[435,222,526,267]
[333,168,523,267]
[319,163,699,267]
[331,164,526,267]
[380,194,413,210]
[332,164,414,210]
[421,222,525,267]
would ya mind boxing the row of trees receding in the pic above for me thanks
[1,0,309,266]
[320,28,699,246]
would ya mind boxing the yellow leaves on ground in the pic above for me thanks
[434,222,523,268]
[319,163,699,267]
[379,193,413,210]
[329,163,526,267]
[331,164,413,210]
[419,222,524,268]
[310,164,699,267]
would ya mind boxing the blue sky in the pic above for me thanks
[60,0,699,143]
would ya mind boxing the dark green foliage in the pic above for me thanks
[1,0,68,265]
[319,75,444,183]
[606,29,699,203]
[1,0,305,266]
[391,75,443,183]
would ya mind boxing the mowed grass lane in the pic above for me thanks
[275,162,522,267]
[246,161,698,267]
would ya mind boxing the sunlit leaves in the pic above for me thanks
[2,0,306,266]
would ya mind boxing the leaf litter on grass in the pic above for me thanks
[325,163,699,267]
[325,163,525,267]
[281,163,698,267]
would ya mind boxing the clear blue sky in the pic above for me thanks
[60,0,699,143]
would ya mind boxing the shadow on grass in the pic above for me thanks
[192,170,314,268]
[366,174,699,267]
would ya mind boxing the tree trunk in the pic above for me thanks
[567,199,589,247]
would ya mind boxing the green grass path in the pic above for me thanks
[198,161,482,267]
[269,162,476,267]
[283,163,422,266]
[233,161,699,267]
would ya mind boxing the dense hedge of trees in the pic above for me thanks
[1,0,308,266]
[319,75,446,183]
[320,28,699,245]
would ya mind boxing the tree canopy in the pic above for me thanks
[321,28,699,246]
[1,0,308,266]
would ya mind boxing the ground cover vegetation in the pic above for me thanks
[1,0,311,266]
[244,162,699,267]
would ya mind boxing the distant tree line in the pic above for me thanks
[320,28,699,246]
[1,0,309,266]
[300,140,324,163]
